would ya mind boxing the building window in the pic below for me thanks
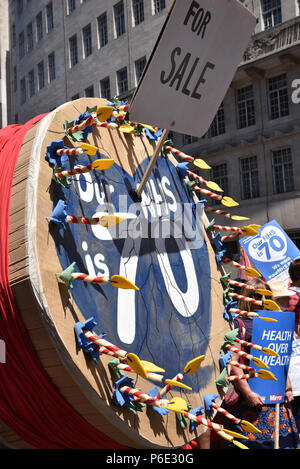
[117,67,128,95]
[14,67,17,92]
[36,12,43,41]
[240,156,260,200]
[133,0,144,25]
[272,148,294,194]
[211,164,229,194]
[46,2,54,32]
[100,77,111,100]
[135,57,146,84]
[207,103,225,137]
[20,77,26,104]
[69,35,78,67]
[153,0,165,13]
[182,135,198,145]
[98,13,108,47]
[288,231,300,250]
[27,22,33,51]
[12,24,16,48]
[68,0,76,13]
[38,61,45,90]
[48,52,56,81]
[211,163,229,205]
[114,1,126,37]
[17,0,23,14]
[85,85,94,97]
[19,32,25,59]
[268,73,289,120]
[28,70,35,97]
[237,85,256,129]
[262,0,282,29]
[83,24,92,57]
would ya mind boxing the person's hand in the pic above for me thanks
[285,388,294,404]
[244,391,264,407]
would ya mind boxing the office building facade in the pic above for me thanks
[7,0,172,124]
[173,0,300,258]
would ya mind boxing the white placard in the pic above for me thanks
[129,0,256,137]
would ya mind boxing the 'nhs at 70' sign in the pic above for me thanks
[240,220,300,284]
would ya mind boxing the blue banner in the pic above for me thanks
[51,154,213,392]
[249,311,295,404]
[239,220,300,284]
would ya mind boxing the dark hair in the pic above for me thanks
[289,258,300,284]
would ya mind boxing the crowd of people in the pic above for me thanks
[217,258,300,450]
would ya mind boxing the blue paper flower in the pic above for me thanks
[148,387,170,416]
[50,200,68,228]
[223,299,238,322]
[204,394,219,417]
[74,317,104,348]
[113,376,136,407]
[82,343,100,363]
[176,162,189,179]
[219,350,232,371]
[81,125,93,140]
[74,316,106,363]
[212,232,224,252]
[75,113,89,125]
[74,112,94,140]
[106,116,116,123]
[215,248,226,266]
[144,127,163,141]
[46,140,69,167]
[189,406,204,432]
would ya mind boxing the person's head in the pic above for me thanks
[289,258,300,286]
[238,278,272,312]
[269,279,294,311]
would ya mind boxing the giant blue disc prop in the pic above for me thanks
[5,98,230,448]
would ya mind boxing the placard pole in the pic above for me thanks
[274,403,280,449]
[135,129,169,199]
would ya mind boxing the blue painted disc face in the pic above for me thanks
[52,152,212,391]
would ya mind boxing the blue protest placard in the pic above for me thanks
[249,311,295,404]
[239,220,300,284]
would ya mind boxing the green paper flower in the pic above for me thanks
[216,368,228,387]
[108,359,125,379]
[63,120,84,142]
[224,328,239,345]
[134,124,144,136]
[52,165,72,189]
[176,403,192,429]
[161,139,174,159]
[59,262,76,289]
[186,180,197,196]
[223,287,235,305]
[220,273,231,290]
[126,390,146,414]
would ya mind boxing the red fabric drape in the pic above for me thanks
[0,116,128,449]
